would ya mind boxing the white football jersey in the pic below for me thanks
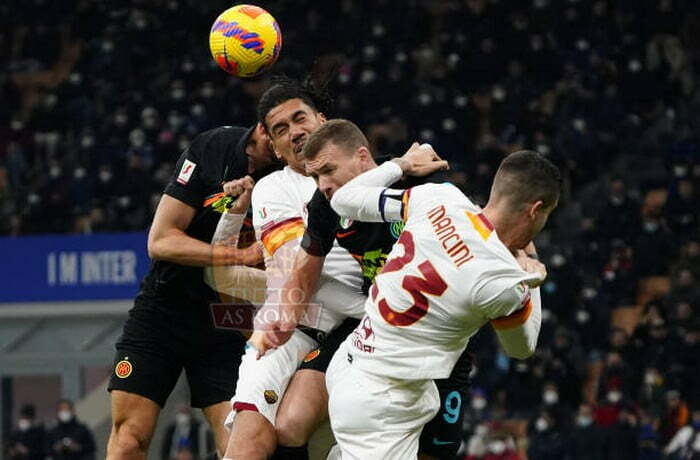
[347,183,541,380]
[252,166,364,331]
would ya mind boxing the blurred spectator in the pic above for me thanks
[566,403,605,460]
[603,407,641,460]
[161,405,203,460]
[4,404,45,460]
[527,410,566,460]
[45,399,96,460]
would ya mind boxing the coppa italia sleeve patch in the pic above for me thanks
[177,159,197,185]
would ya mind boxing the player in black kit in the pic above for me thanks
[257,119,471,459]
[106,124,278,458]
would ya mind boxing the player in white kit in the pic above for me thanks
[220,84,368,459]
[325,149,561,459]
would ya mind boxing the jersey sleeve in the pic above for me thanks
[301,189,338,256]
[329,161,405,222]
[474,277,542,359]
[252,176,305,257]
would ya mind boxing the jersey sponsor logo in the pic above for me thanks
[350,317,375,353]
[115,359,133,379]
[303,349,321,363]
[177,159,196,185]
[263,390,278,404]
[389,221,405,239]
[429,205,474,267]
[359,248,389,283]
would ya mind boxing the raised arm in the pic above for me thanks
[330,143,449,222]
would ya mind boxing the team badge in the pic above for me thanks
[263,390,278,404]
[390,221,405,239]
[115,359,133,379]
[339,216,353,229]
[303,349,320,363]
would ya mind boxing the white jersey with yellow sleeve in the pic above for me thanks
[330,167,542,381]
[252,166,364,332]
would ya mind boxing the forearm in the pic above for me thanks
[150,229,262,266]
[493,288,542,359]
[279,251,324,324]
[330,161,405,222]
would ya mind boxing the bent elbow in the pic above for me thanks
[147,236,164,260]
[507,346,536,360]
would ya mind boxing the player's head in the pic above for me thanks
[257,76,329,173]
[302,119,377,200]
[487,150,561,248]
[245,123,277,175]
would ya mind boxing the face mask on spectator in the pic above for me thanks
[543,390,559,405]
[576,415,593,427]
[99,170,112,183]
[74,168,86,180]
[11,119,24,131]
[57,410,73,423]
[643,221,659,233]
[18,419,31,431]
[472,397,487,410]
[607,390,622,404]
[644,372,656,385]
[576,309,590,324]
[535,418,549,432]
[475,424,488,437]
[489,440,506,454]
[115,113,128,127]
[50,166,61,178]
[81,135,95,149]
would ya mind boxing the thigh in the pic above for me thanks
[185,330,246,409]
[225,331,316,429]
[275,369,329,445]
[418,385,466,459]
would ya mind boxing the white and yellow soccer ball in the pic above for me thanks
[209,4,282,77]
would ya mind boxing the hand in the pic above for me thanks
[213,241,263,266]
[515,251,547,287]
[253,316,297,359]
[223,176,255,214]
[393,142,449,177]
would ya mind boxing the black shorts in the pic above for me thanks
[418,351,473,458]
[298,318,360,372]
[108,294,246,408]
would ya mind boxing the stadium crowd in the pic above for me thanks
[1,0,699,458]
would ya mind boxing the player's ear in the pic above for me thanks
[356,146,373,166]
[528,200,544,219]
[317,112,327,124]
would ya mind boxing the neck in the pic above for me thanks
[482,203,522,251]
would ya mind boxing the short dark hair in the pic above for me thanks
[257,75,333,128]
[302,119,369,160]
[491,150,562,209]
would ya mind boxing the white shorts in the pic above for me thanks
[224,330,317,429]
[326,342,440,460]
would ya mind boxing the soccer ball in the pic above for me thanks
[209,4,282,77]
